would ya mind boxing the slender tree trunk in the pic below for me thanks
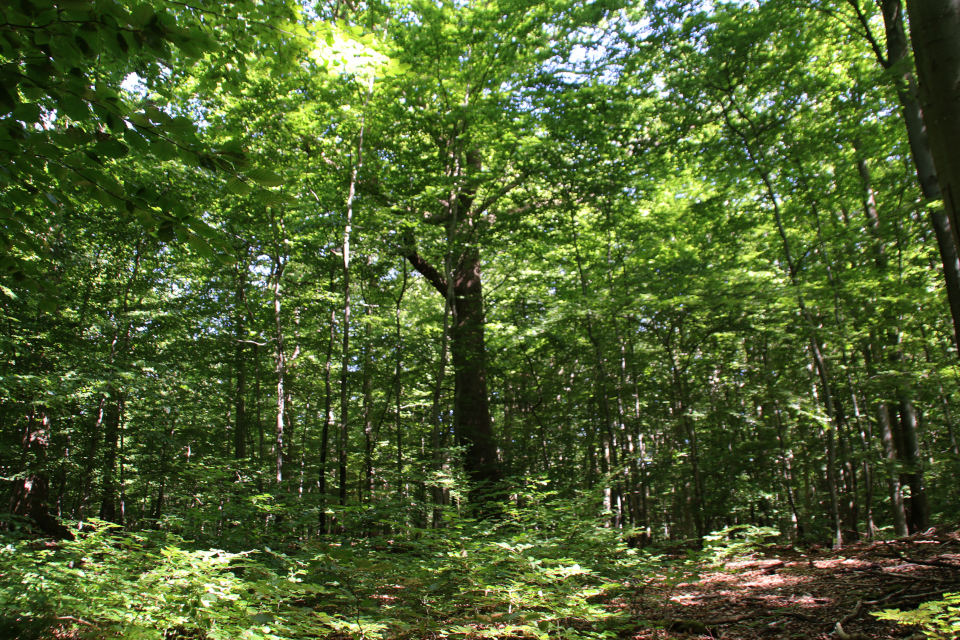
[858,155,931,531]
[362,306,374,503]
[395,260,408,501]
[669,344,705,541]
[235,265,248,460]
[273,255,286,486]
[78,394,104,520]
[338,82,372,513]
[319,308,336,535]
[99,393,122,524]
[721,100,844,548]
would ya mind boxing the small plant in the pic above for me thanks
[702,524,780,564]
[873,592,960,639]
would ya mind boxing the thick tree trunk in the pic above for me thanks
[10,409,72,539]
[99,394,122,524]
[906,0,960,257]
[451,250,501,491]
[406,248,502,499]
[898,397,929,530]
[879,0,960,345]
[879,403,910,536]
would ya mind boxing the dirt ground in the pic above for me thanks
[619,528,960,639]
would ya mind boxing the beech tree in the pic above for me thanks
[905,0,960,257]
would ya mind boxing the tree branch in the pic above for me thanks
[406,251,448,297]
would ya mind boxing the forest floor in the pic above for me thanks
[618,528,960,640]
[9,522,960,640]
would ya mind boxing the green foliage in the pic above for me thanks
[0,500,694,640]
[702,525,782,564]
[0,521,320,639]
[873,592,960,639]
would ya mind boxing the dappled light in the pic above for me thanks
[2,0,960,638]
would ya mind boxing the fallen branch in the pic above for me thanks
[898,553,960,569]
[896,589,949,601]
[834,622,870,640]
[56,616,96,628]
[864,587,908,605]
[838,599,864,625]
[703,612,759,625]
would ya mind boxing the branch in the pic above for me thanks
[405,251,448,297]
[897,552,960,569]
[844,0,889,67]
[474,174,526,216]
[57,616,96,628]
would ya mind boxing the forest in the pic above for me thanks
[2,0,960,638]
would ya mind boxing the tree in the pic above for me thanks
[905,0,960,260]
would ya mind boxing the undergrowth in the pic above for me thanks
[0,500,786,640]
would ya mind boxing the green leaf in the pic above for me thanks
[57,95,91,121]
[245,168,284,187]
[94,138,130,158]
[11,103,42,123]
[226,176,253,195]
[188,234,214,259]
[124,129,150,152]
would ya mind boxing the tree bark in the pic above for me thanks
[99,394,122,524]
[234,264,247,460]
[877,0,960,345]
[319,307,336,535]
[10,409,72,539]
[905,0,960,259]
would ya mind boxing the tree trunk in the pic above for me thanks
[451,250,501,491]
[10,409,72,539]
[362,305,374,503]
[235,266,247,460]
[879,403,910,536]
[905,0,960,257]
[319,307,336,535]
[273,256,286,486]
[99,393,122,524]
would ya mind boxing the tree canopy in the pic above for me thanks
[2,0,960,638]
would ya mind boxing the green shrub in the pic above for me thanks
[873,592,960,639]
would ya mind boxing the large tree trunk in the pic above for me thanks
[407,248,502,499]
[11,409,73,539]
[451,250,501,490]
[878,0,960,346]
[905,0,960,256]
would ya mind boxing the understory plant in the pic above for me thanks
[873,592,960,639]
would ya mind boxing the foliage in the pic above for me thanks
[701,525,782,564]
[2,0,960,638]
[0,499,693,640]
[873,592,960,640]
